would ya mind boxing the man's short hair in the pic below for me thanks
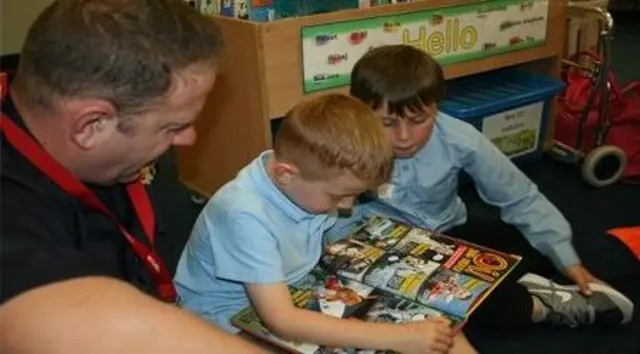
[350,45,445,117]
[274,93,393,186]
[14,0,222,116]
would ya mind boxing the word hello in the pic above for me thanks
[402,18,478,56]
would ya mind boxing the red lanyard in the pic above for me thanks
[1,113,177,302]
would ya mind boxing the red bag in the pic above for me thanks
[555,51,640,178]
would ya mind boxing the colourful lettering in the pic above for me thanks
[401,18,478,56]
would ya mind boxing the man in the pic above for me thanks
[0,0,264,353]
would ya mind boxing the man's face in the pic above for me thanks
[375,102,437,159]
[89,64,216,184]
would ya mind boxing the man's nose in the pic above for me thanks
[172,126,197,146]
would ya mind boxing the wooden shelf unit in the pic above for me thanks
[176,0,567,198]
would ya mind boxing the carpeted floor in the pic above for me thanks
[460,156,640,353]
[153,10,640,354]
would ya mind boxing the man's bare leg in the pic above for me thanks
[0,277,266,354]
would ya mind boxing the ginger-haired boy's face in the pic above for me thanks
[375,102,437,159]
[270,159,370,214]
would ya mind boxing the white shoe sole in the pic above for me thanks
[519,273,635,324]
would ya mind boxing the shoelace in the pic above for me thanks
[537,280,593,327]
[547,301,592,327]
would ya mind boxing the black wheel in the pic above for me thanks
[581,145,627,187]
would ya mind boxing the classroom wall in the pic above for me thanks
[1,0,53,55]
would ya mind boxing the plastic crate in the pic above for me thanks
[440,69,566,162]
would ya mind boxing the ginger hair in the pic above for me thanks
[274,93,393,186]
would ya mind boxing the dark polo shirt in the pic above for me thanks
[1,94,172,303]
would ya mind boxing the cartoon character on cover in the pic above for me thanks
[427,274,473,303]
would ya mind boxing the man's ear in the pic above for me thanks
[272,161,298,186]
[68,99,119,150]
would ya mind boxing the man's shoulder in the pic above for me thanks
[2,142,72,217]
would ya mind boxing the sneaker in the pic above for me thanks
[518,273,634,327]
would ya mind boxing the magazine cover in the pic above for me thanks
[232,215,521,353]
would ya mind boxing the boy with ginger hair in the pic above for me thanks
[174,94,477,354]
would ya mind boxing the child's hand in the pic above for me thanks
[393,318,454,354]
[564,264,602,296]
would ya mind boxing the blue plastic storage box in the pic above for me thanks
[439,69,566,162]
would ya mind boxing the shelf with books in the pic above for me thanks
[176,0,566,198]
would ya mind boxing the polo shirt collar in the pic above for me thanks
[250,150,312,222]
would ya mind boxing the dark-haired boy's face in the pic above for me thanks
[376,102,437,159]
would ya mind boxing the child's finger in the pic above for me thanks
[577,278,593,296]
[431,316,452,325]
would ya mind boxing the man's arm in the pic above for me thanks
[0,277,266,354]
[246,283,453,353]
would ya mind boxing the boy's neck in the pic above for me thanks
[265,154,296,203]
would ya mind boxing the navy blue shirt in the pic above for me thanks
[1,94,169,303]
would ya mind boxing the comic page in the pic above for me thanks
[392,228,462,265]
[361,251,439,300]
[415,268,491,318]
[439,243,521,285]
[351,216,411,251]
[364,292,456,325]
[321,239,386,282]
[289,267,378,319]
[318,293,460,354]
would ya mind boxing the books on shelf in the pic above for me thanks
[232,215,521,353]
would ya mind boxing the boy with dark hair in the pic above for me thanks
[175,93,478,354]
[342,44,634,330]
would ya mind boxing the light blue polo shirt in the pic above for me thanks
[328,112,578,270]
[174,151,337,333]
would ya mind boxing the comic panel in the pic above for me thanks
[317,293,460,354]
[364,292,454,325]
[441,245,520,284]
[361,252,440,301]
[351,216,411,250]
[393,228,462,265]
[415,268,491,318]
[322,239,386,282]
[289,267,378,319]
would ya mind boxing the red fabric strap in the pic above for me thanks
[1,113,176,302]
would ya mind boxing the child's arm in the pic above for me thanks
[246,282,454,353]
[452,118,579,269]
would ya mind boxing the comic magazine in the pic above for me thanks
[231,216,521,353]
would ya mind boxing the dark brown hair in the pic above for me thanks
[350,45,445,117]
[274,93,393,186]
[14,0,222,117]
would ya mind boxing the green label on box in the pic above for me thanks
[301,0,549,93]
